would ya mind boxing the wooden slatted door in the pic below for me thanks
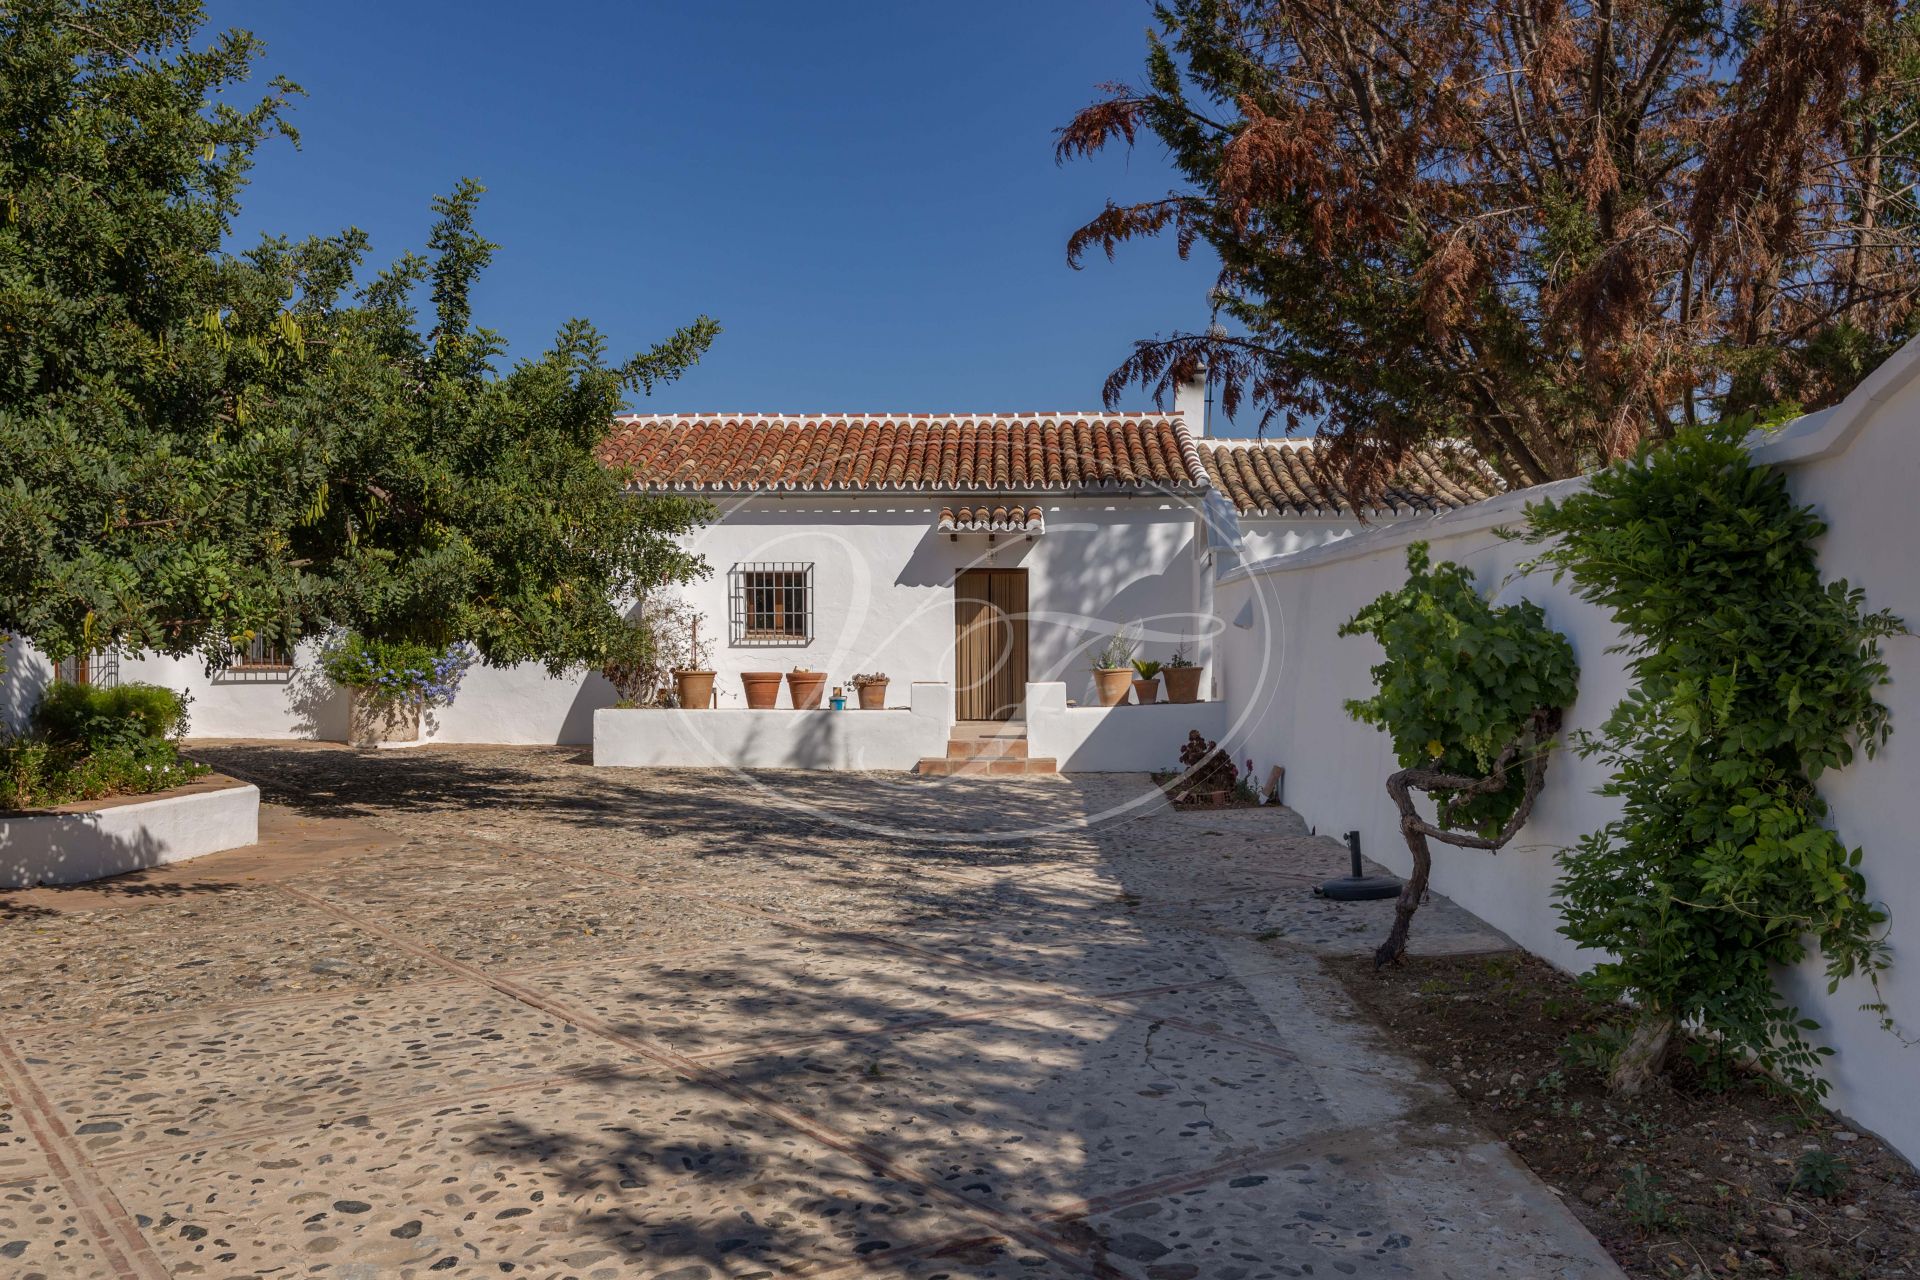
[955,569,1028,721]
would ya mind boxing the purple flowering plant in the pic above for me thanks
[320,633,479,709]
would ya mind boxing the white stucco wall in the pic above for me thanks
[0,778,260,888]
[594,681,953,770]
[1025,681,1229,772]
[1212,351,1920,1161]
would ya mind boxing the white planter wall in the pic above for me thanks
[1025,681,1229,773]
[0,779,260,888]
[594,681,952,771]
[1213,351,1920,1162]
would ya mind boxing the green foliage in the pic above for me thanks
[1617,1163,1680,1231]
[1790,1150,1850,1199]
[2,682,205,809]
[1131,657,1162,680]
[318,633,477,707]
[1341,544,1579,837]
[1559,1025,1632,1079]
[1521,423,1902,1096]
[1093,628,1139,670]
[0,1,716,674]
[33,682,191,748]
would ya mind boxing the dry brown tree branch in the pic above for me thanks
[1374,705,1563,968]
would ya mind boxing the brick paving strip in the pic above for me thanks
[0,743,1627,1278]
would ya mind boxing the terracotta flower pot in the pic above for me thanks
[856,680,888,710]
[673,669,715,709]
[786,670,828,710]
[1093,667,1133,707]
[1132,676,1160,705]
[741,671,783,709]
[348,690,420,747]
[1163,666,1205,704]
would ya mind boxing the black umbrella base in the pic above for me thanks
[1313,875,1404,901]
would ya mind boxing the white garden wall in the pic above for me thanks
[0,777,260,888]
[1025,681,1228,773]
[595,681,952,770]
[1213,347,1920,1162]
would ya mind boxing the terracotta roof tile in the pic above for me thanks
[1200,440,1501,516]
[602,413,1210,493]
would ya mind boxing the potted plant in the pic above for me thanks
[786,666,828,709]
[1130,658,1162,705]
[851,672,889,710]
[742,671,783,709]
[671,612,716,710]
[321,633,478,747]
[1163,646,1204,704]
[1091,629,1138,708]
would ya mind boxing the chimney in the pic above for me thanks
[1174,360,1210,438]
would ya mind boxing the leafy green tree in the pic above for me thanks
[1342,544,1579,963]
[1521,425,1900,1096]
[0,0,716,673]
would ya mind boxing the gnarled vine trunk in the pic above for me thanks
[1608,1013,1676,1096]
[1375,707,1561,968]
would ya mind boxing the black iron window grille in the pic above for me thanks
[234,635,293,670]
[730,562,813,645]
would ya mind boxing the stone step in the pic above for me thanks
[914,756,1058,777]
[946,736,1028,760]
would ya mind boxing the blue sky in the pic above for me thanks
[208,1,1241,423]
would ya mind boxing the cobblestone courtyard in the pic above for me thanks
[0,746,1623,1279]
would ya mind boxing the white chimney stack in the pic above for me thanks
[1174,362,1210,438]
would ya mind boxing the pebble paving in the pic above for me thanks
[0,743,1625,1278]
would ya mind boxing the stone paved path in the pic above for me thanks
[0,744,1625,1279]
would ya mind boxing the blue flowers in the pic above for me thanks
[321,634,479,709]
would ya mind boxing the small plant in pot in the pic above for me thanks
[601,595,710,709]
[670,611,716,710]
[1130,658,1162,705]
[1091,628,1139,707]
[851,672,889,710]
[321,632,478,746]
[786,665,828,709]
[1163,646,1204,703]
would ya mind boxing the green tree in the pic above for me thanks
[0,0,716,673]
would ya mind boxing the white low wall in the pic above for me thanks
[1212,345,1920,1162]
[594,681,953,771]
[1025,681,1229,772]
[0,777,261,888]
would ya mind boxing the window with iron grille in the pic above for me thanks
[730,563,813,645]
[233,635,292,670]
[58,649,119,688]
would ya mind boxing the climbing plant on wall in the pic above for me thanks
[1342,544,1580,965]
[1520,424,1902,1097]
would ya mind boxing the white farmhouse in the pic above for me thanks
[1,388,1495,771]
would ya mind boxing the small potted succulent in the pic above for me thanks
[851,672,889,710]
[1091,629,1138,708]
[741,670,783,709]
[786,665,828,709]
[1163,646,1204,704]
[1130,657,1162,705]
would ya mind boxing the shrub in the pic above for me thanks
[320,633,477,708]
[2,682,206,810]
[1521,422,1901,1096]
[1176,730,1238,792]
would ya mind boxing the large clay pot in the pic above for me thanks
[1131,676,1160,705]
[348,690,420,747]
[1093,667,1133,708]
[786,670,828,710]
[1163,666,1205,704]
[856,679,888,710]
[741,671,783,709]
[674,669,715,709]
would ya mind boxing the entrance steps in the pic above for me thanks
[915,722,1057,776]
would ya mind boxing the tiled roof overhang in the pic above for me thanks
[1199,441,1502,516]
[937,505,1045,535]
[600,413,1212,494]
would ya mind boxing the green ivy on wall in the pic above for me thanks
[1521,423,1902,1097]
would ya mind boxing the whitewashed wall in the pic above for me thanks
[1213,348,1920,1161]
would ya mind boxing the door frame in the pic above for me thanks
[953,567,1029,722]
